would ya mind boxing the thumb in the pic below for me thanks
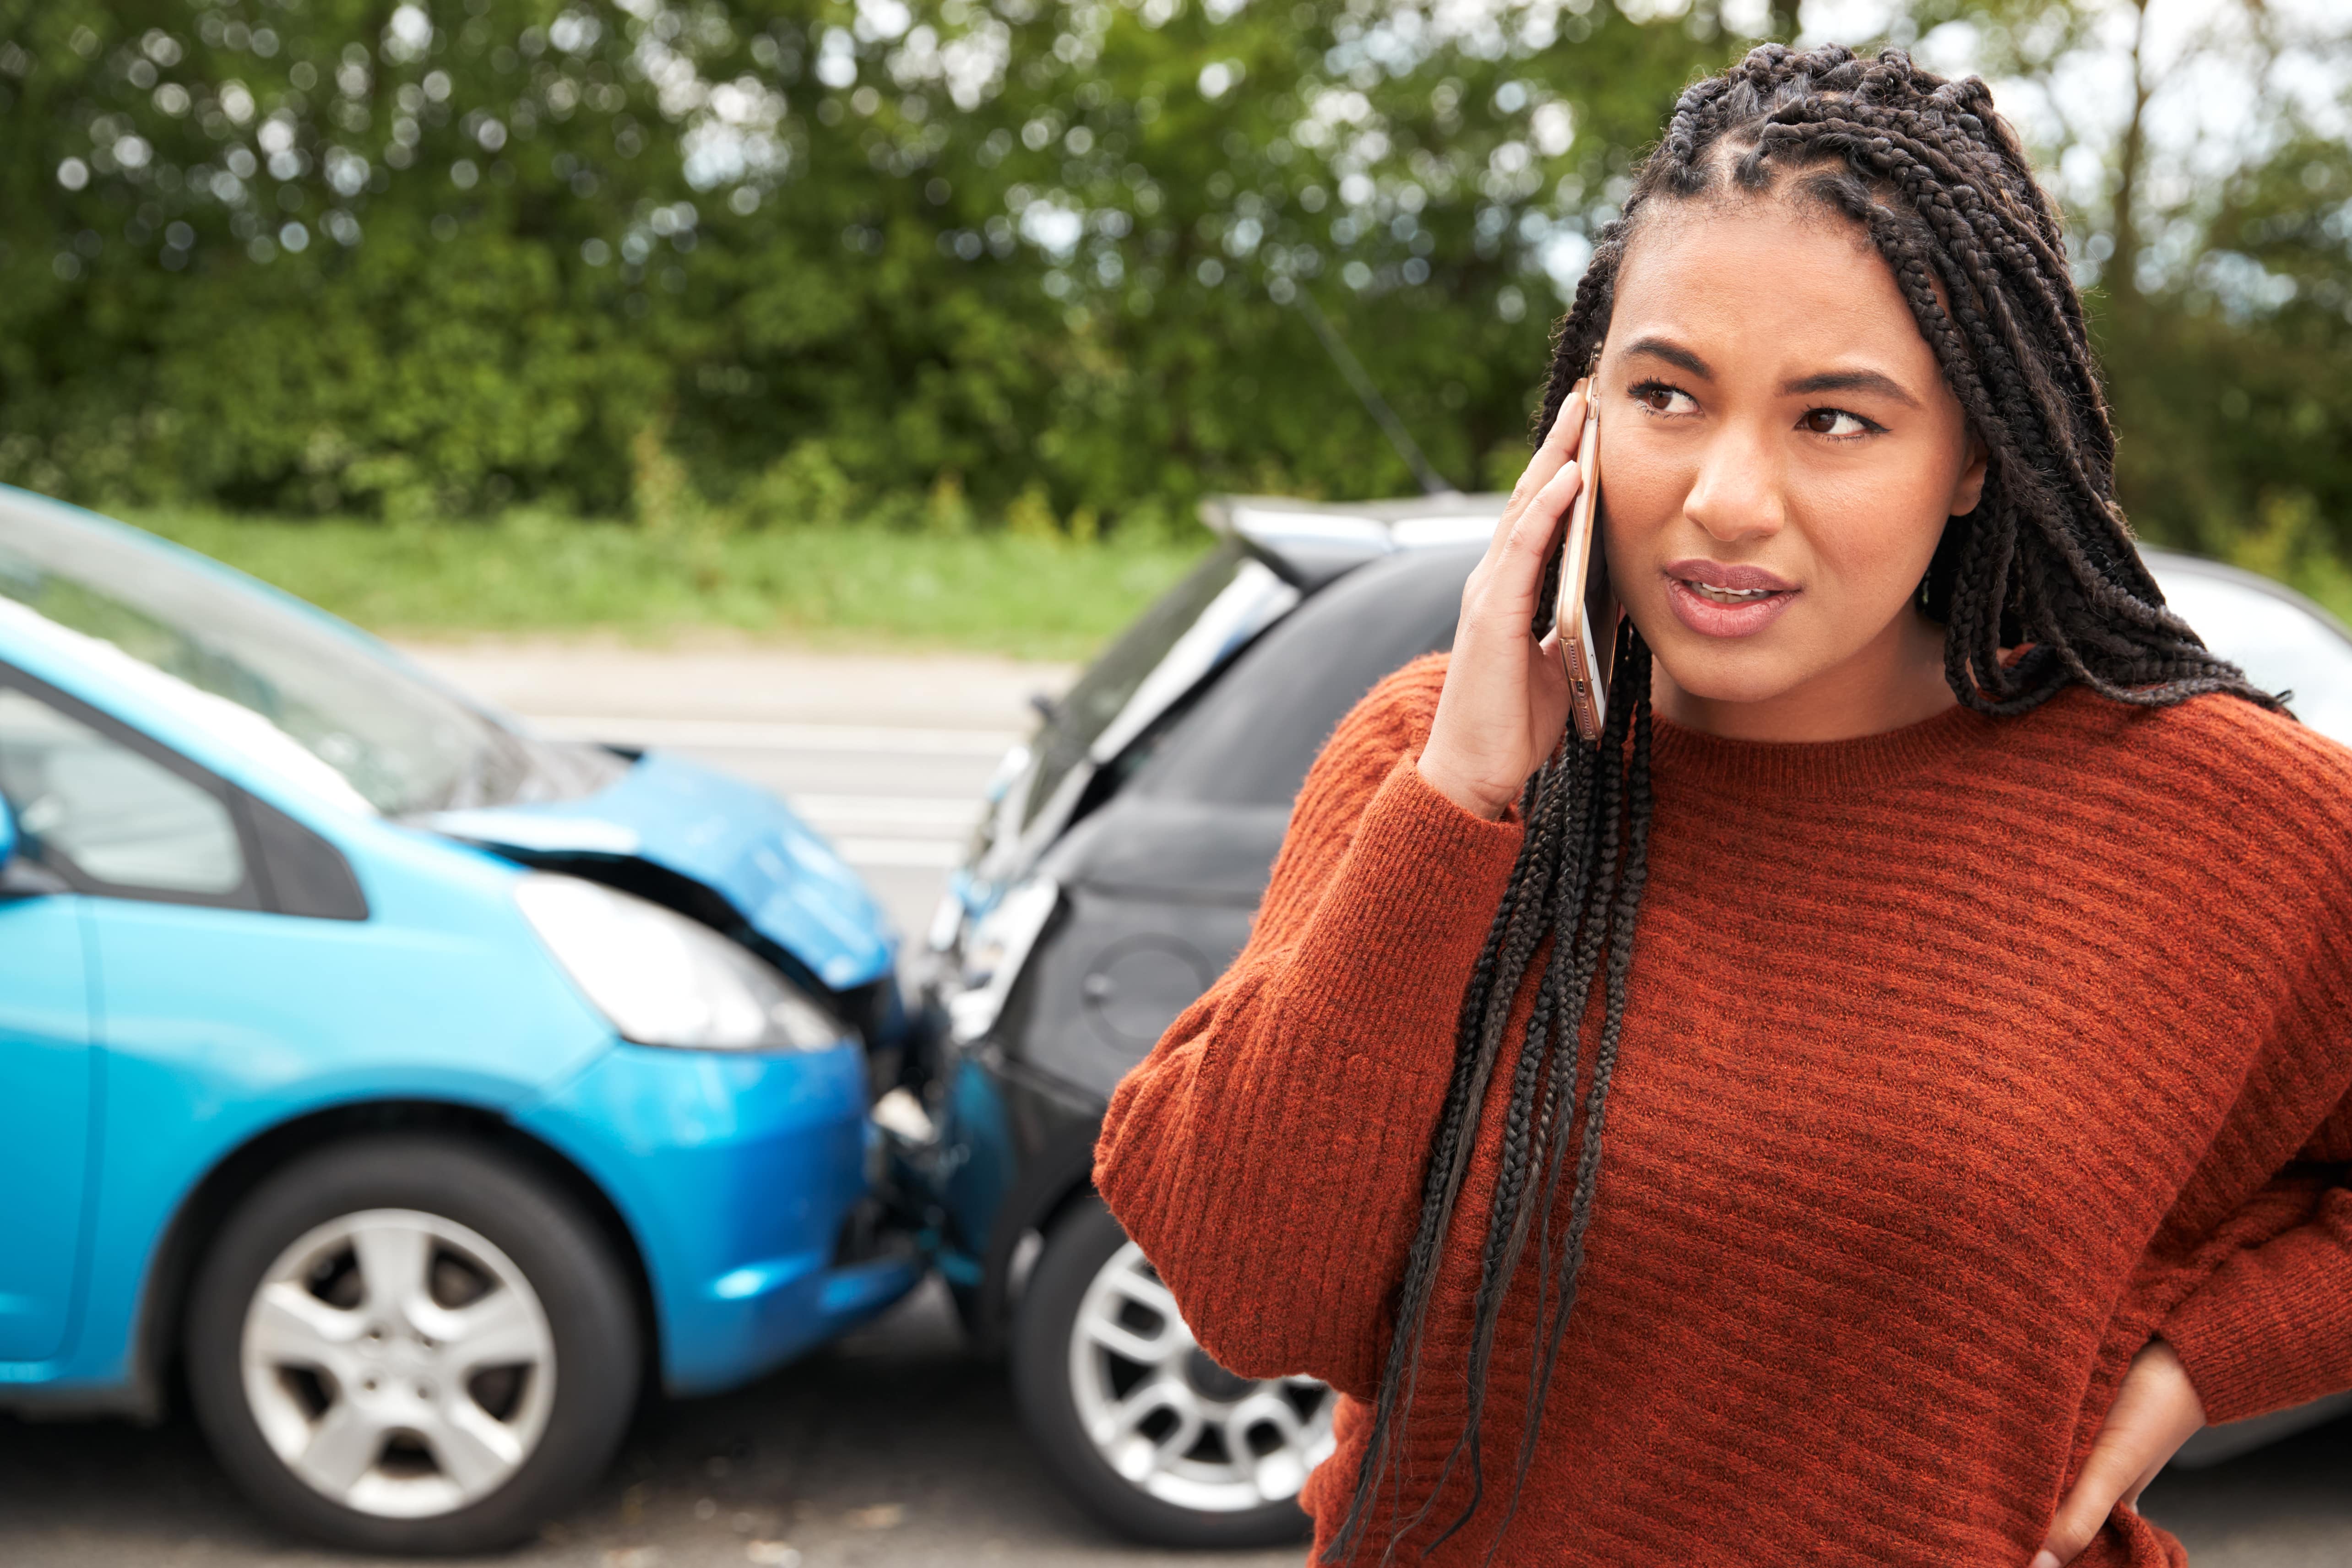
[2034,1439,2140,1568]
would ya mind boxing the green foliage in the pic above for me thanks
[1901,0,2352,590]
[123,505,1207,655]
[2096,130,2352,600]
[0,0,1754,527]
[2,0,2348,584]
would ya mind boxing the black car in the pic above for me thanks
[907,495,2352,1548]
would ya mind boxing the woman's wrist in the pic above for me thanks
[1415,747,1515,821]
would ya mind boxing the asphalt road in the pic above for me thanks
[3,1277,2347,1568]
[3,641,2342,1567]
[0,1281,1304,1568]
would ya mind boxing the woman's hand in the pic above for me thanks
[2032,1340,2208,1567]
[1417,381,1588,821]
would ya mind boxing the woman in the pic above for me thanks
[1094,43,2352,1568]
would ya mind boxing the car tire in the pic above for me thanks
[185,1134,640,1554]
[1011,1193,1328,1548]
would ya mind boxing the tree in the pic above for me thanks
[3,0,2347,572]
[1900,0,2352,586]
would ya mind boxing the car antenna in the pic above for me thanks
[1288,286,1455,497]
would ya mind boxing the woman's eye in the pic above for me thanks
[1802,407,1874,438]
[1632,384,1697,415]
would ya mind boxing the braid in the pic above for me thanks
[1328,619,1654,1566]
[1331,41,2280,1564]
[1414,626,1638,1557]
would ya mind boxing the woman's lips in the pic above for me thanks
[1661,559,1799,638]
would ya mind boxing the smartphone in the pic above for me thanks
[1554,402,1616,746]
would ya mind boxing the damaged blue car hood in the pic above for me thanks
[430,749,897,992]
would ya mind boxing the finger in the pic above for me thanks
[1505,461,1581,595]
[2034,1446,2139,1568]
[1472,449,1583,613]
[2117,1451,2170,1514]
[1544,379,1590,454]
[1498,380,1589,535]
[1458,463,1579,649]
[1516,455,1584,560]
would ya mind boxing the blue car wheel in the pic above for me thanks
[185,1135,640,1553]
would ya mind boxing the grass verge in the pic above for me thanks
[115,507,2352,667]
[122,510,1212,662]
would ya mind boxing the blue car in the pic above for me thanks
[0,487,922,1552]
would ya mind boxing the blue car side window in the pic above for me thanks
[0,680,253,906]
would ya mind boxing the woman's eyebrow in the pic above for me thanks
[1783,368,1923,408]
[1622,336,1712,378]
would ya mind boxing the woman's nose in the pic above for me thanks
[1682,426,1786,543]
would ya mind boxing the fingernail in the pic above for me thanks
[2031,1552,2061,1568]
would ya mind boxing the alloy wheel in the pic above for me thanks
[238,1207,557,1519]
[1067,1239,1334,1514]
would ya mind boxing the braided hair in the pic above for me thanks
[1327,42,2276,1565]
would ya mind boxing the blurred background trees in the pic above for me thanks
[1,0,2347,583]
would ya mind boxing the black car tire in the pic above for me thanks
[185,1134,640,1554]
[1011,1194,1315,1549]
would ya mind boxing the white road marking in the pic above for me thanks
[834,837,969,869]
[788,795,985,831]
[795,798,980,870]
[523,715,1022,757]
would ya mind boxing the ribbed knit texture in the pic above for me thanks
[1095,653,2352,1567]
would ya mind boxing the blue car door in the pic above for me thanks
[0,683,104,1363]
[0,884,91,1365]
[0,671,263,1364]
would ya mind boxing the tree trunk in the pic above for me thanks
[2107,0,2154,301]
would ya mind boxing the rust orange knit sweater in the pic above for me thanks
[1096,654,2352,1567]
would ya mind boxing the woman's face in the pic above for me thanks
[1596,195,1987,736]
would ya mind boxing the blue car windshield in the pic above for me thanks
[0,495,569,815]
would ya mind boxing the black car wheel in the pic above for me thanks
[185,1135,639,1553]
[1012,1194,1330,1548]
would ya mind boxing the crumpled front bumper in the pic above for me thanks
[517,1041,922,1396]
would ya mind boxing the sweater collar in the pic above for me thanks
[1648,694,2011,798]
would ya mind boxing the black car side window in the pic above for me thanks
[0,681,253,904]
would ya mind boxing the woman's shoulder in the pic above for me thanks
[2034,683,2352,798]
[1282,651,1451,834]
[2021,684,2352,871]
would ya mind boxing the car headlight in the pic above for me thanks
[946,876,1060,1044]
[514,873,850,1052]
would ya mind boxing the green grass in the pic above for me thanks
[120,510,1214,662]
[125,506,2352,668]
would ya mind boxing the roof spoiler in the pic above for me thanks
[1198,492,1509,591]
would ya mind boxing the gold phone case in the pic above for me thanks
[1555,406,1613,746]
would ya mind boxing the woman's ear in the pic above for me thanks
[1949,431,1990,517]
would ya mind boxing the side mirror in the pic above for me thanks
[0,797,63,898]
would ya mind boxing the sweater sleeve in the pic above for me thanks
[1092,660,1524,1399]
[2161,1099,2352,1425]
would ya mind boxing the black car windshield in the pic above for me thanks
[0,494,538,815]
[1022,541,1296,827]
